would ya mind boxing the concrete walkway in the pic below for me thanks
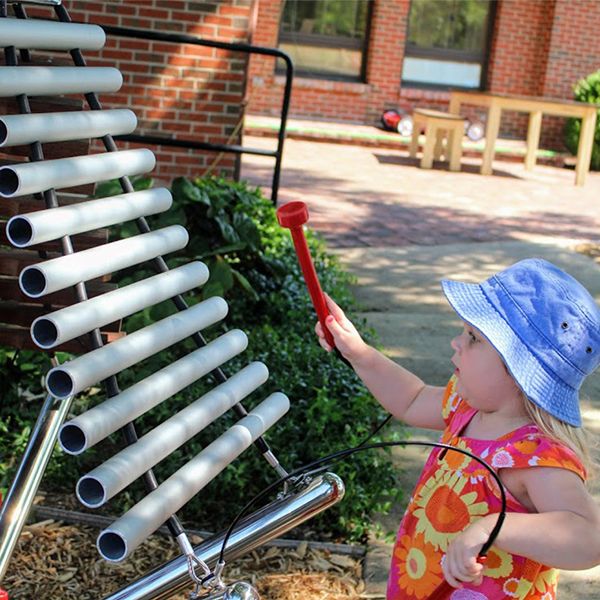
[240,132,600,598]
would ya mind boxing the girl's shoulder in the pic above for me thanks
[440,376,586,481]
[489,427,587,481]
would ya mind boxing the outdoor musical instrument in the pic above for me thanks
[0,5,344,598]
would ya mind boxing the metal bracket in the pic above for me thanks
[9,0,62,5]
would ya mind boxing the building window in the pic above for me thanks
[278,0,371,81]
[402,0,495,89]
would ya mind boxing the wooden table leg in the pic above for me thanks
[575,112,597,186]
[525,110,542,171]
[481,103,501,176]
[434,129,445,161]
[409,119,420,158]
[421,122,436,169]
[448,126,463,172]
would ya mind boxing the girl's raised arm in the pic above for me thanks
[315,294,446,430]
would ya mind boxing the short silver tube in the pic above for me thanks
[31,262,208,349]
[104,473,345,600]
[7,187,171,248]
[0,66,122,98]
[77,362,269,508]
[46,297,229,400]
[19,224,188,298]
[0,148,155,198]
[0,109,136,148]
[0,18,106,50]
[59,329,248,454]
[97,393,290,562]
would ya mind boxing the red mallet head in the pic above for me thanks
[276,200,337,350]
[276,201,309,229]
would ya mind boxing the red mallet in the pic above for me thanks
[276,201,335,349]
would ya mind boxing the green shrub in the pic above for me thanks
[564,70,600,170]
[0,176,404,542]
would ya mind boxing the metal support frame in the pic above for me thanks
[105,473,344,600]
[0,4,295,587]
[102,25,294,206]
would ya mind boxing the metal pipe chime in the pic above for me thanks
[0,10,344,599]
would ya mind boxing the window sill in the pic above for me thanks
[400,87,452,101]
[275,74,371,94]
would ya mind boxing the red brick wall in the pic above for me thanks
[247,0,410,124]
[486,0,554,140]
[19,0,253,183]
[248,0,599,151]
[539,0,600,147]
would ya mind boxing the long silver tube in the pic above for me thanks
[0,18,106,50]
[7,187,171,248]
[0,148,155,198]
[0,393,73,582]
[19,224,188,298]
[46,297,229,399]
[31,262,208,349]
[59,329,248,454]
[103,473,345,600]
[0,108,137,148]
[0,66,122,97]
[77,362,269,508]
[97,392,290,562]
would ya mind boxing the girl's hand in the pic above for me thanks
[315,294,369,365]
[442,518,491,588]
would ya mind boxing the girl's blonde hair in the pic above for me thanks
[523,397,597,481]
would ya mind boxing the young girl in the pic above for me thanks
[315,258,600,599]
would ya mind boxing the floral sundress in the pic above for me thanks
[387,375,586,600]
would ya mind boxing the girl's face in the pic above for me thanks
[450,322,523,415]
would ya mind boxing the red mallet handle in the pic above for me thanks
[276,201,335,349]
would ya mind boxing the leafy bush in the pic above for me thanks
[0,177,404,542]
[564,70,600,170]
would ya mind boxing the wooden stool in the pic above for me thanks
[409,108,465,171]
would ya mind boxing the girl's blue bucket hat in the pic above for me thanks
[441,258,600,426]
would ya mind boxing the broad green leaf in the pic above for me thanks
[232,270,259,301]
[150,205,187,228]
[215,216,240,244]
[233,212,261,251]
[172,177,210,206]
[94,179,123,198]
[201,279,224,299]
[208,257,234,291]
[132,175,154,191]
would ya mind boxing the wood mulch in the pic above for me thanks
[3,519,367,600]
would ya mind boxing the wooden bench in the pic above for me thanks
[409,108,465,172]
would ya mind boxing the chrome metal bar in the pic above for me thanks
[104,472,344,600]
[0,391,73,581]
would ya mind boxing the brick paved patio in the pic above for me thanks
[241,134,600,249]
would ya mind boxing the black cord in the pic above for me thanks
[218,440,507,565]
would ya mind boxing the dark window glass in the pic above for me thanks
[403,0,494,89]
[278,0,371,81]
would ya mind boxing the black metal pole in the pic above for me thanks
[100,24,293,204]
[272,53,293,205]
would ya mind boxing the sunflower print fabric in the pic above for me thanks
[386,375,586,600]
